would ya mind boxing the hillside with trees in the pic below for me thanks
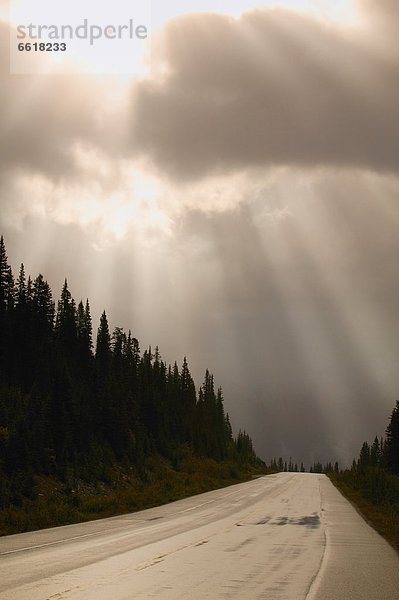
[0,236,264,535]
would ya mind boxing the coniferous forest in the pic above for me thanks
[0,236,263,534]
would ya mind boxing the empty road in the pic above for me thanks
[0,473,398,599]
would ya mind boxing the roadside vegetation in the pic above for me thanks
[330,401,399,551]
[0,451,268,536]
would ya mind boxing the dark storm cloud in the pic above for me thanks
[130,2,399,180]
[3,1,398,186]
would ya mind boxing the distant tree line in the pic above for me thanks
[309,461,339,474]
[269,457,306,473]
[268,457,340,474]
[0,236,260,508]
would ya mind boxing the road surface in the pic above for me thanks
[0,473,398,599]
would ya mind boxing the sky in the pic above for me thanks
[1,0,399,466]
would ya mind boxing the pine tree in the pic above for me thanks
[15,264,27,308]
[180,357,196,444]
[32,274,54,337]
[12,264,31,388]
[167,362,182,443]
[55,279,77,356]
[358,441,371,469]
[0,236,14,314]
[370,437,380,467]
[76,299,93,363]
[0,235,9,315]
[385,401,399,475]
[235,430,256,465]
[95,311,111,365]
[198,370,219,459]
[0,237,14,383]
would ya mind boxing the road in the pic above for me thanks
[0,473,398,599]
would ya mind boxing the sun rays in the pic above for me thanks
[1,0,399,466]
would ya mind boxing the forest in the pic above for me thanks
[0,236,263,534]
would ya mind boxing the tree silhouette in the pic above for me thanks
[0,236,261,511]
[386,401,399,475]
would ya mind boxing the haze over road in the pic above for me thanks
[0,473,398,600]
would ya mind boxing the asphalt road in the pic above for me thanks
[1,473,398,599]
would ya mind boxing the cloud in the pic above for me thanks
[130,5,399,181]
[0,20,127,183]
[0,20,139,235]
[359,0,399,23]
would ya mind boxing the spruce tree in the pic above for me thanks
[32,274,54,337]
[0,236,14,314]
[55,279,77,357]
[385,401,399,475]
[95,311,111,365]
[0,237,13,383]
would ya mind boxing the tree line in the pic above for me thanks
[335,401,399,509]
[0,236,260,508]
[269,457,306,473]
